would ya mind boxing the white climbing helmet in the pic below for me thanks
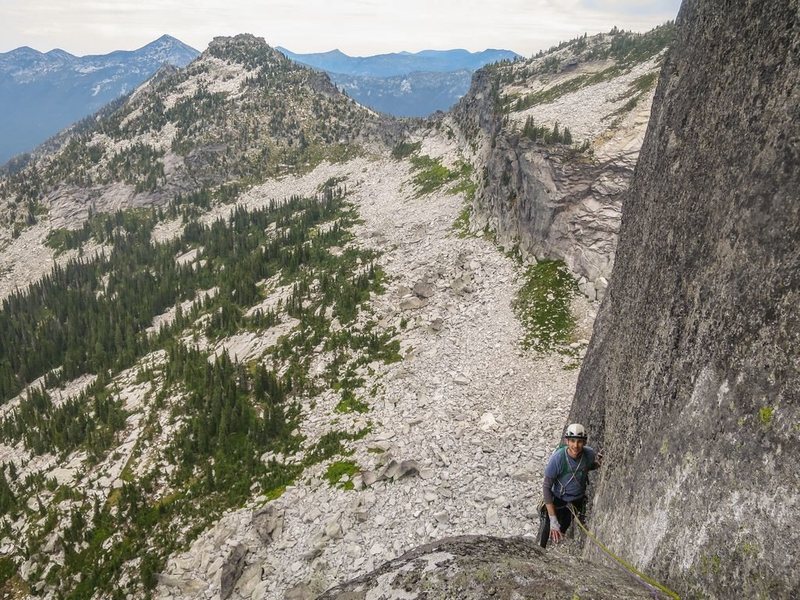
[565,423,588,440]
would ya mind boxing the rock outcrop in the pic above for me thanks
[319,535,664,599]
[318,535,676,600]
[453,28,672,294]
[572,1,799,598]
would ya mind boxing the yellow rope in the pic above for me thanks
[566,504,681,600]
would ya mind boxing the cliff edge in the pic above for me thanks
[572,0,799,598]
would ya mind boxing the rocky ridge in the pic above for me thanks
[453,25,674,297]
[318,536,664,600]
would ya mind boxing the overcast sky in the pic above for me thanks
[0,0,682,57]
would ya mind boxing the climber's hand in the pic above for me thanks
[549,516,563,542]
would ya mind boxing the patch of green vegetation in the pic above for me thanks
[407,156,473,198]
[758,406,774,426]
[605,22,676,65]
[738,541,759,557]
[609,71,659,119]
[52,485,82,504]
[409,154,460,196]
[45,208,158,255]
[452,204,472,238]
[391,141,422,159]
[106,142,166,192]
[324,460,360,490]
[513,260,578,354]
[335,390,369,414]
[304,428,370,466]
[448,159,475,194]
[283,142,364,174]
[264,485,287,501]
[448,161,478,237]
[699,553,722,576]
[318,176,347,193]
[0,557,17,587]
[630,71,659,94]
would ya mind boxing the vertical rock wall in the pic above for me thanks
[572,1,799,598]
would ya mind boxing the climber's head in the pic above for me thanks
[564,423,588,458]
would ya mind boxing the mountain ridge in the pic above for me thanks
[0,35,200,164]
[277,47,520,77]
[278,46,519,117]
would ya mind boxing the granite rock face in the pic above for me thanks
[318,536,663,599]
[572,1,800,598]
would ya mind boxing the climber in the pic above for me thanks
[538,423,602,548]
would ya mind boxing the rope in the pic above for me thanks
[565,504,682,600]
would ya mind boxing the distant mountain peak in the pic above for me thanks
[137,34,199,62]
[277,46,520,118]
[0,35,200,163]
[2,46,39,57]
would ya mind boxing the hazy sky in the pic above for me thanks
[0,0,682,57]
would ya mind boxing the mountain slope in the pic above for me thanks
[0,28,599,597]
[0,34,395,245]
[0,35,200,164]
[0,23,735,599]
[329,70,473,117]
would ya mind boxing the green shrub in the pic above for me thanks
[335,390,369,414]
[410,155,471,197]
[324,460,360,490]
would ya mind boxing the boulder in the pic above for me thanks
[399,297,428,311]
[284,583,314,600]
[478,412,498,431]
[252,506,284,543]
[218,543,248,600]
[412,281,436,298]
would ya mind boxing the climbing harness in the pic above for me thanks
[566,504,681,600]
[556,445,587,497]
